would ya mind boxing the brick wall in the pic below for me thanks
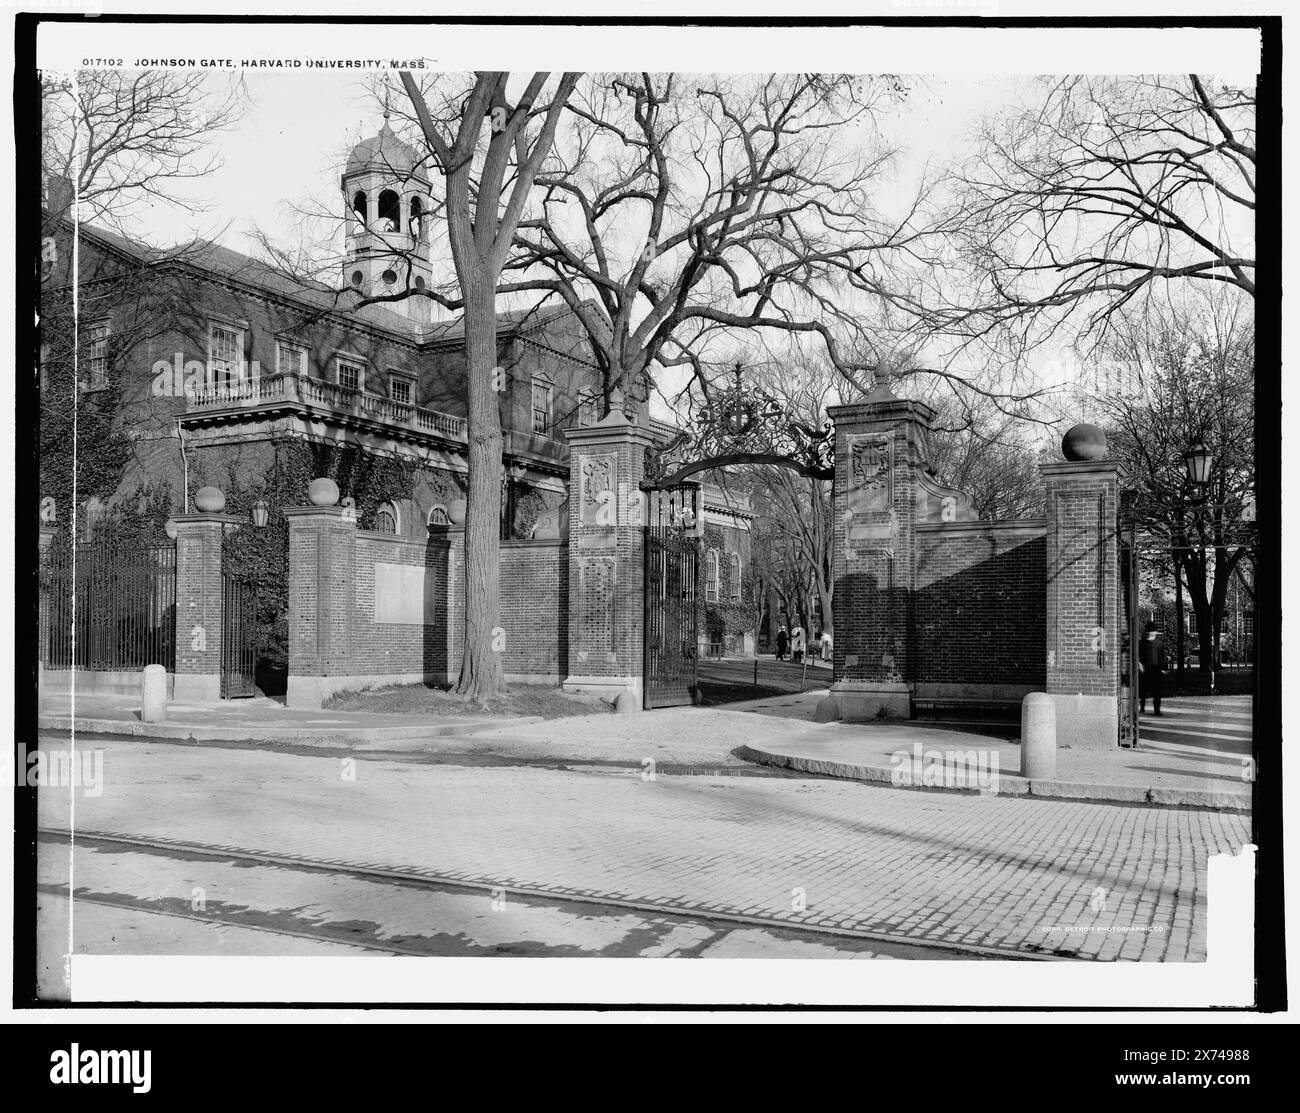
[316,530,569,684]
[446,539,569,680]
[914,521,1047,692]
[344,531,454,681]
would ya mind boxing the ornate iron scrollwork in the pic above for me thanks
[643,363,834,488]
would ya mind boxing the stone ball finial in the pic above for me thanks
[307,477,341,507]
[194,486,226,513]
[1061,423,1107,462]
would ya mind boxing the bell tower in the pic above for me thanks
[340,103,435,324]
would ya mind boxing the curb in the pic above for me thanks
[37,714,544,746]
[734,744,1252,812]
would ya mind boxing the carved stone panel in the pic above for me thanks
[578,453,617,527]
[846,432,894,516]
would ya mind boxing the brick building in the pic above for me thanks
[40,114,617,539]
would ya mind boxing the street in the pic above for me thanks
[34,724,1248,988]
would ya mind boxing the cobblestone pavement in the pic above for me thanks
[37,738,1250,961]
[36,837,925,988]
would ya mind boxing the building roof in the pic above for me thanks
[345,121,429,183]
[66,219,583,350]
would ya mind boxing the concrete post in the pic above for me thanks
[825,374,935,721]
[1040,459,1122,749]
[1020,691,1057,778]
[141,664,168,722]
[284,505,358,709]
[561,405,659,707]
[172,513,240,702]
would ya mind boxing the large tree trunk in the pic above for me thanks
[455,276,506,702]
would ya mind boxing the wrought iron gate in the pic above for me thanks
[221,571,259,699]
[643,485,700,709]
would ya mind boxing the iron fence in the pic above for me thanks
[40,542,176,671]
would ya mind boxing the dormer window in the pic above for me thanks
[390,372,414,406]
[276,341,307,377]
[336,358,364,393]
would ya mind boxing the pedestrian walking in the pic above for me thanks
[1138,622,1167,716]
[820,629,833,663]
[791,623,805,664]
[775,624,788,662]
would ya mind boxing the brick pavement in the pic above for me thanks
[37,739,1250,961]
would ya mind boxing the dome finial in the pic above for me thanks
[381,89,391,129]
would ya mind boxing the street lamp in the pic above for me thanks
[1183,442,1213,488]
[251,498,270,528]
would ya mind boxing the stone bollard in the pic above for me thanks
[141,664,168,723]
[1021,692,1057,779]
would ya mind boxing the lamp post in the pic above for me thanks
[1181,440,1216,682]
[1183,441,1213,490]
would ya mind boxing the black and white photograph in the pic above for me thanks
[10,6,1285,1043]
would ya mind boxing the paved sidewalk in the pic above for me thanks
[38,692,532,745]
[39,739,1250,961]
[732,694,1252,811]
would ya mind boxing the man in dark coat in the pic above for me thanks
[775,624,788,662]
[1138,623,1168,716]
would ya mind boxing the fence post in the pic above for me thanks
[172,512,240,702]
[283,502,358,709]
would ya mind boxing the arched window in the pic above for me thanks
[352,190,367,224]
[373,503,398,534]
[408,195,424,240]
[729,553,742,602]
[427,504,450,530]
[704,549,720,604]
[377,189,400,232]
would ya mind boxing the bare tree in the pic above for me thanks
[925,397,1048,521]
[1101,289,1255,674]
[926,74,1255,357]
[40,69,247,528]
[40,69,245,238]
[394,70,581,703]
[493,72,934,412]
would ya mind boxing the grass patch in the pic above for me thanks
[324,683,615,720]
[696,682,790,707]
